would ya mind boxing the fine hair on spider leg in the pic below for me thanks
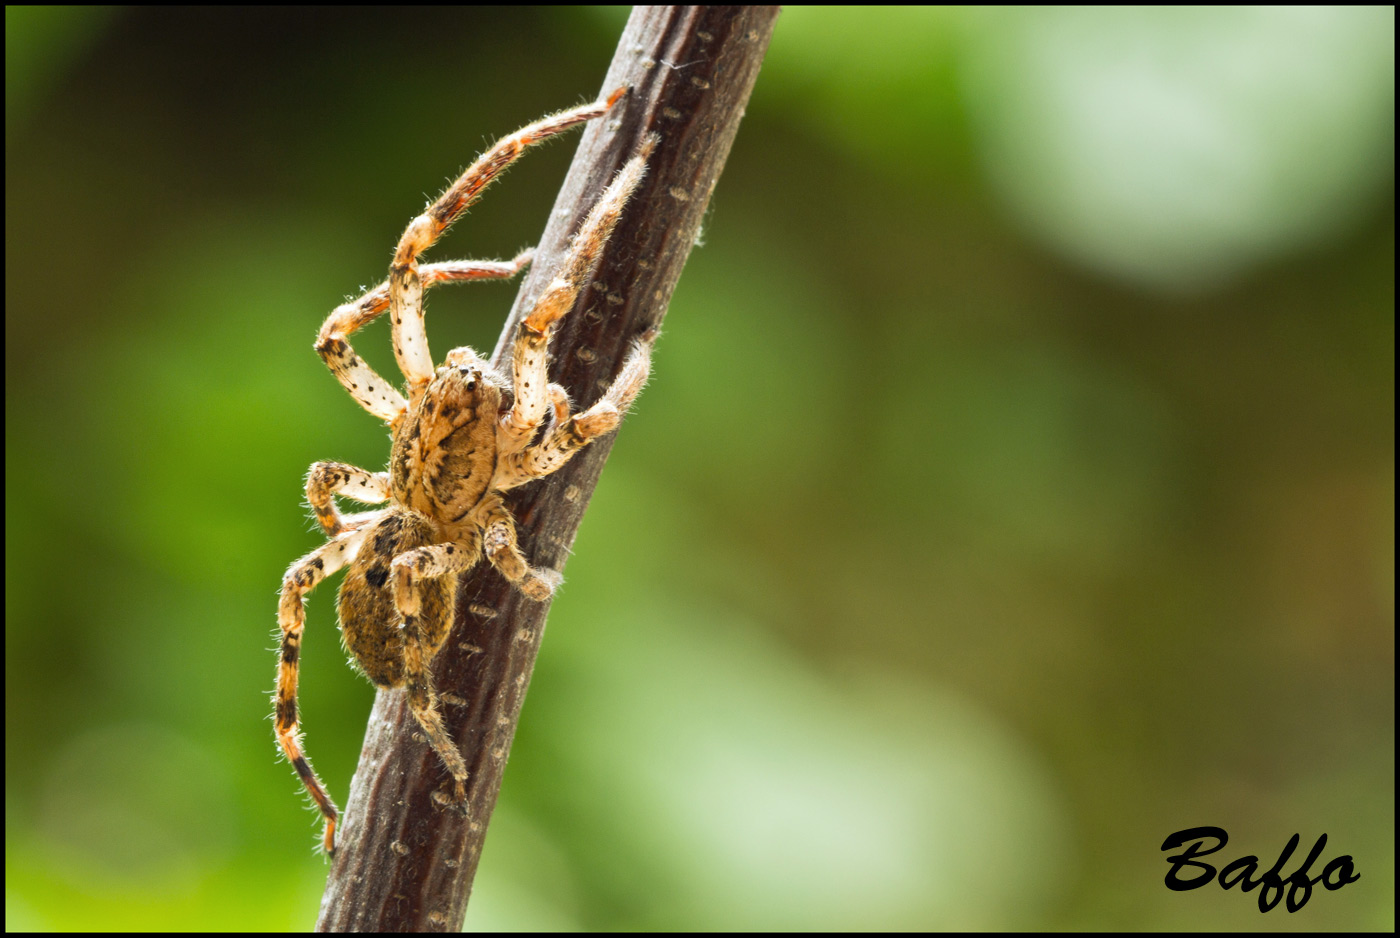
[274,88,657,854]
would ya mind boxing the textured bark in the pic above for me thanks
[316,6,780,932]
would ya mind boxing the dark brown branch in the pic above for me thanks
[315,6,780,932]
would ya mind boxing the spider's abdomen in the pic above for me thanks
[338,508,452,688]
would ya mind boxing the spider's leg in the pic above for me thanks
[543,383,571,432]
[390,89,630,398]
[315,253,534,425]
[389,532,485,802]
[275,521,377,854]
[501,136,656,456]
[305,461,391,537]
[477,495,563,600]
[495,333,654,491]
[325,255,536,339]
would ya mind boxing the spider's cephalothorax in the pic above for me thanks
[388,350,505,526]
[275,88,656,853]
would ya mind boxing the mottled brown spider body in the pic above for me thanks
[387,349,503,525]
[338,509,450,689]
[274,89,657,853]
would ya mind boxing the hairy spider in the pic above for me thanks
[275,87,656,854]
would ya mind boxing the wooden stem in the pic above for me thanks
[316,6,780,932]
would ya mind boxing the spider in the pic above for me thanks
[275,87,656,854]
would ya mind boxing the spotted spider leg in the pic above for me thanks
[305,461,391,537]
[275,523,378,853]
[494,136,659,490]
[386,528,486,805]
[316,253,535,427]
[475,492,564,599]
[275,465,393,852]
[495,333,654,491]
[388,88,631,402]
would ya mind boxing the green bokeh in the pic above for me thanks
[6,7,1393,931]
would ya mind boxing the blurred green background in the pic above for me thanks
[5,6,1393,931]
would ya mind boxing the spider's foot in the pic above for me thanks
[321,817,338,856]
[573,404,620,439]
[522,279,576,334]
[431,778,469,810]
[521,568,563,602]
